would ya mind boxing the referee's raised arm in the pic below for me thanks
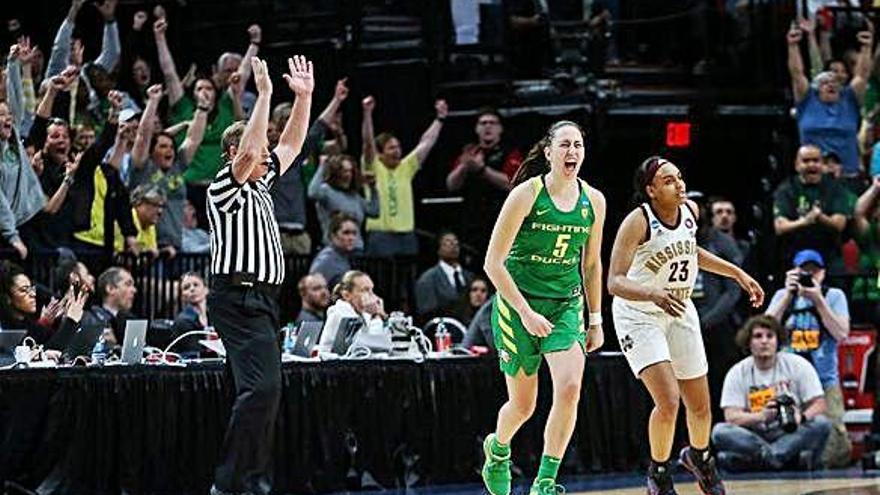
[273,55,314,176]
[231,57,273,184]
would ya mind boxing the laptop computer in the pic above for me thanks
[120,320,148,365]
[0,330,27,366]
[331,317,363,355]
[63,322,104,362]
[292,321,324,357]
[199,339,226,357]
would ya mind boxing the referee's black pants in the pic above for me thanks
[208,280,282,495]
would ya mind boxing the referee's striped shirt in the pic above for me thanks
[207,152,285,285]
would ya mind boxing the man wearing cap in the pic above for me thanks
[765,249,852,467]
[116,184,166,255]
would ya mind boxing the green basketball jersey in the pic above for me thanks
[505,176,595,299]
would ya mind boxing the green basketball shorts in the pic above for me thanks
[490,293,586,376]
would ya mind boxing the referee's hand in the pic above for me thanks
[251,57,272,95]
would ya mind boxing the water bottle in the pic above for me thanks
[283,323,297,355]
[434,321,451,353]
[91,334,108,365]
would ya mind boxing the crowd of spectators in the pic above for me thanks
[0,0,519,360]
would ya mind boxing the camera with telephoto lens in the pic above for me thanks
[775,394,798,433]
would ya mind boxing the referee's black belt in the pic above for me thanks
[212,273,281,295]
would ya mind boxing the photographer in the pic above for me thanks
[765,249,852,467]
[712,315,831,471]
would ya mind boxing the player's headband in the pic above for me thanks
[642,156,669,189]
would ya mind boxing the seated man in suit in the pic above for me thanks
[80,267,137,352]
[415,232,473,322]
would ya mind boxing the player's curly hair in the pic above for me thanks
[734,314,788,351]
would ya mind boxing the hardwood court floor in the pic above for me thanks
[573,477,880,495]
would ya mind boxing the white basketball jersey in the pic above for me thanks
[621,203,699,311]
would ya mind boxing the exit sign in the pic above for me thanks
[666,122,691,148]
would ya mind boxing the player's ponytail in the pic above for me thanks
[511,137,551,187]
[511,120,585,187]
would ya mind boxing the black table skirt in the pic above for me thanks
[0,356,652,494]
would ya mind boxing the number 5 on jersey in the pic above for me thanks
[553,234,571,258]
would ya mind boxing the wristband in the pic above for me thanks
[588,312,602,326]
[197,106,211,113]
[436,116,446,123]
[63,175,74,187]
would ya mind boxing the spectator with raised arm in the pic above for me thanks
[852,175,880,302]
[211,24,261,116]
[44,0,120,81]
[788,20,873,189]
[361,96,447,257]
[1,40,49,259]
[129,83,205,256]
[63,0,134,129]
[15,36,40,139]
[70,91,137,255]
[274,78,351,255]
[25,67,115,251]
[118,10,156,110]
[308,153,378,250]
[154,16,244,227]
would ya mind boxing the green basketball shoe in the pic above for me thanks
[481,434,512,495]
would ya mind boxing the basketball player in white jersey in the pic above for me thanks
[608,157,764,495]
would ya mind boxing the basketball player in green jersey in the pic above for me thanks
[481,121,606,495]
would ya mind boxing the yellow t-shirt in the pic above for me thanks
[113,208,157,252]
[73,169,110,247]
[364,151,419,232]
[74,169,157,252]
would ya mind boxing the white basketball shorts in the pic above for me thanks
[611,297,708,380]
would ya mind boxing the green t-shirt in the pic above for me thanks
[773,175,850,264]
[171,92,236,184]
[854,219,880,301]
[505,176,595,299]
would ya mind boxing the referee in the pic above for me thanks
[207,56,313,495]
